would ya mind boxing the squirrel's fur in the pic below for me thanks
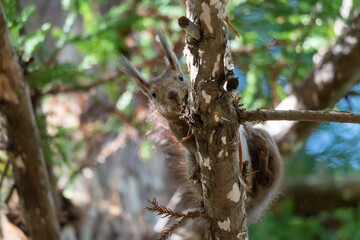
[147,104,201,211]
[120,31,283,224]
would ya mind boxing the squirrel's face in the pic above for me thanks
[150,70,189,120]
[120,31,188,121]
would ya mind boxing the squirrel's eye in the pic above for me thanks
[151,91,157,98]
[178,75,184,81]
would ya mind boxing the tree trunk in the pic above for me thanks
[185,0,247,239]
[0,3,61,240]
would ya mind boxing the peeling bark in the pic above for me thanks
[0,3,60,240]
[185,0,247,239]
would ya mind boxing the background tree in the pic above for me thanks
[0,0,360,239]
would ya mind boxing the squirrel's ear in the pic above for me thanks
[119,56,151,98]
[157,29,183,74]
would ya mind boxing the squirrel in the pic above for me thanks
[119,31,283,223]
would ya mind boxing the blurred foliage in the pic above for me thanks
[249,201,360,240]
[2,0,360,238]
[228,0,360,109]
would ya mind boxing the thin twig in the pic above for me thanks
[146,197,203,240]
[240,109,360,124]
[146,198,187,219]
[226,16,241,39]
[158,217,187,240]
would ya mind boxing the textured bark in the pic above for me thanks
[241,109,360,124]
[185,0,247,239]
[264,10,360,156]
[0,3,61,240]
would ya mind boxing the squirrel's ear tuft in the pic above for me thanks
[157,29,183,74]
[119,56,151,98]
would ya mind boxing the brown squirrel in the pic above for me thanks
[119,31,283,223]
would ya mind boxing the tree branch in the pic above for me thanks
[0,3,60,239]
[178,16,201,40]
[185,0,247,239]
[240,109,360,124]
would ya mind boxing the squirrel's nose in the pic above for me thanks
[168,90,179,100]
[167,90,181,106]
